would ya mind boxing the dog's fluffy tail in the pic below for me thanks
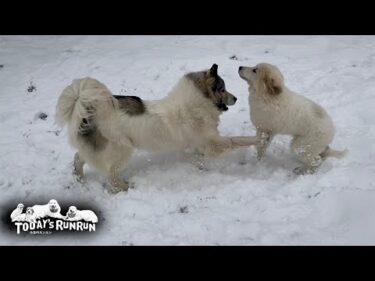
[321,146,348,159]
[55,77,116,131]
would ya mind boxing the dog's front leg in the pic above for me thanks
[230,136,259,147]
[109,165,129,193]
[190,151,208,171]
[256,130,273,160]
[202,136,258,158]
[108,145,134,193]
[73,152,85,182]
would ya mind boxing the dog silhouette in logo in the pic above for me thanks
[30,199,64,219]
[25,207,37,223]
[11,207,36,223]
[65,206,98,223]
[11,203,24,222]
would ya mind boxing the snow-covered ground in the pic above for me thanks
[0,35,374,245]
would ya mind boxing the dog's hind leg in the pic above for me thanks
[202,136,258,158]
[230,136,259,147]
[108,146,134,193]
[291,137,324,175]
[109,165,129,193]
[256,130,273,160]
[73,152,85,182]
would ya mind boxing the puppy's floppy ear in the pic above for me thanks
[209,64,218,77]
[263,72,282,95]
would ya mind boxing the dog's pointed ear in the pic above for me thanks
[209,64,218,77]
[264,74,282,95]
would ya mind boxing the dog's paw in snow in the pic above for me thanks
[293,166,317,175]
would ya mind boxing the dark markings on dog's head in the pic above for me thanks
[26,207,34,215]
[77,108,108,151]
[186,64,237,112]
[263,74,282,96]
[210,64,218,77]
[239,63,284,97]
[67,206,77,218]
[113,95,146,115]
[257,64,283,96]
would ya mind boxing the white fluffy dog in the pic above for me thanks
[25,207,37,223]
[12,213,27,222]
[56,64,258,192]
[12,207,37,223]
[11,203,24,222]
[238,63,347,174]
[30,199,64,219]
[65,206,98,223]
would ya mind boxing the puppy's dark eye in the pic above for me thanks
[252,68,257,73]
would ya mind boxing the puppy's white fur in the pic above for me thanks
[239,63,347,173]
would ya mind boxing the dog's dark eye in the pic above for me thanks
[253,68,257,73]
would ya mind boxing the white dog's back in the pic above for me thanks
[77,210,98,223]
[31,204,49,218]
[250,89,335,140]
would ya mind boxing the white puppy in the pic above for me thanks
[239,63,347,174]
[65,206,98,223]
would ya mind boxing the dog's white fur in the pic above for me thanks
[56,69,258,192]
[239,63,347,173]
[25,207,37,223]
[11,203,24,222]
[30,199,64,219]
[12,213,27,222]
[12,207,37,223]
[65,206,98,223]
